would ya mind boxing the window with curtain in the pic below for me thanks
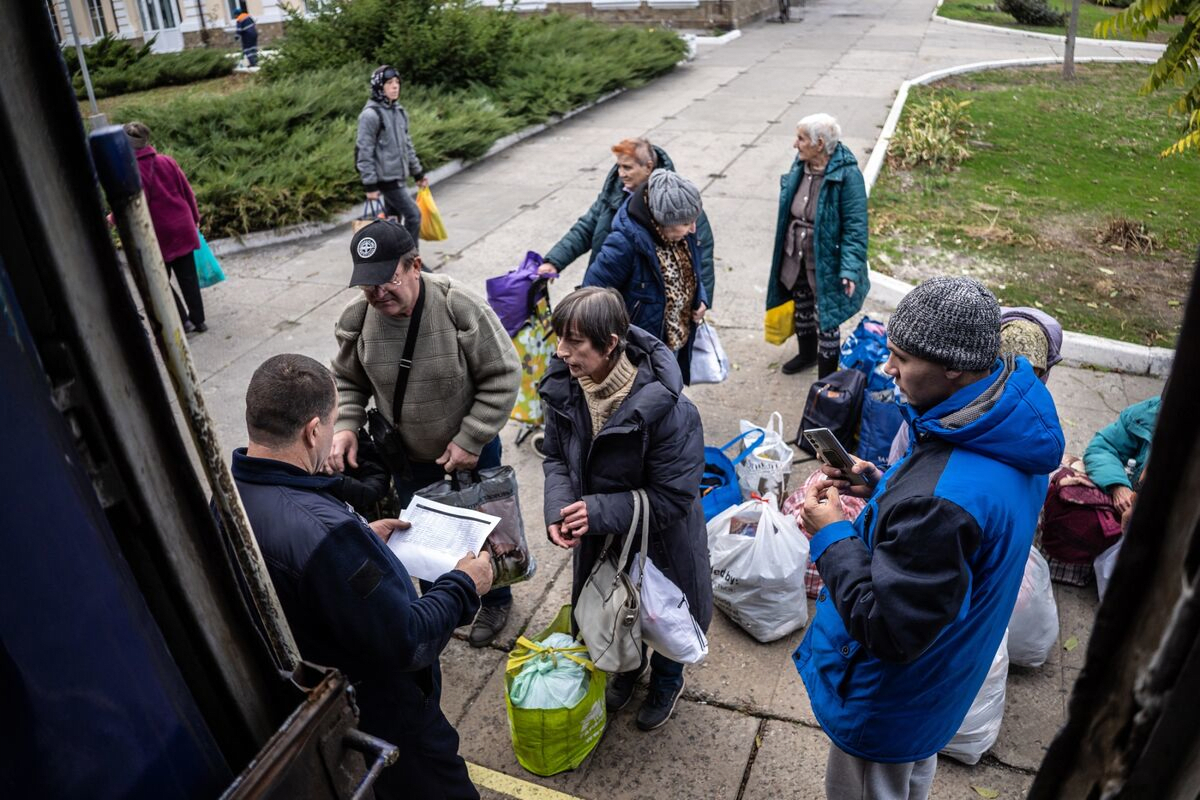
[87,0,108,36]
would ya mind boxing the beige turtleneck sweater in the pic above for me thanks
[577,352,638,437]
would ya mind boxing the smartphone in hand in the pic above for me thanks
[803,427,869,486]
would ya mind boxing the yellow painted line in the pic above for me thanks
[466,762,585,800]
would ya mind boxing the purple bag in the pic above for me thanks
[486,251,543,337]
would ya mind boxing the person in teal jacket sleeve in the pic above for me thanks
[542,138,716,310]
[1084,396,1160,521]
[797,278,1063,798]
[765,113,869,377]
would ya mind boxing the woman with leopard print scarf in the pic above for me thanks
[582,169,709,384]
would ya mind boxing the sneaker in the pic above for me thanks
[183,319,196,333]
[605,667,643,712]
[192,321,208,333]
[635,676,685,731]
[468,602,511,648]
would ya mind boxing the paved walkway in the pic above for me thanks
[186,2,1163,796]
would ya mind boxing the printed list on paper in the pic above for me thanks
[388,495,501,582]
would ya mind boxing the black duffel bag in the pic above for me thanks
[795,368,867,456]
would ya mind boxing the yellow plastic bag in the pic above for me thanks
[764,300,795,345]
[505,605,606,776]
[415,186,448,241]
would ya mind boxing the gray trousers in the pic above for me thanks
[380,183,422,247]
[824,743,937,800]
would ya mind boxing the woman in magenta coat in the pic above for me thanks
[124,121,207,332]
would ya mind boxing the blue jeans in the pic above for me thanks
[405,437,512,608]
[624,646,684,691]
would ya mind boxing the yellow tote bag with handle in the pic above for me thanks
[415,186,448,241]
[764,300,795,345]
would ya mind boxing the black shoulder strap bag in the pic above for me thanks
[365,276,425,481]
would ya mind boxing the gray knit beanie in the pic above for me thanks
[647,169,702,226]
[887,276,1001,371]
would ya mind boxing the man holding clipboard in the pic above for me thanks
[231,354,492,799]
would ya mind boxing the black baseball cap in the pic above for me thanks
[348,219,416,287]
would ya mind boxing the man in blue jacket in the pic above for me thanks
[231,353,493,799]
[796,277,1064,799]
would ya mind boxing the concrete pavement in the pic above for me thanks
[182,0,1166,795]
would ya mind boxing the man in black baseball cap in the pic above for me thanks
[331,217,523,652]
[349,218,417,288]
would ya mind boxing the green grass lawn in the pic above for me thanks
[936,0,1182,42]
[870,63,1198,347]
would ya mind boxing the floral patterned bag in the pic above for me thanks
[511,284,555,426]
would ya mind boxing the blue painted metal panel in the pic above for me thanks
[0,258,232,799]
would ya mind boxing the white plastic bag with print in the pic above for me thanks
[707,493,809,643]
[941,630,1009,765]
[629,557,709,664]
[736,412,793,498]
[1007,547,1059,668]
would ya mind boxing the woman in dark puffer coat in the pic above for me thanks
[540,287,710,733]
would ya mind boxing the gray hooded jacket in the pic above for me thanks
[356,99,424,190]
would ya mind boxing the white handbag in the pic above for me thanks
[629,557,708,664]
[574,489,649,673]
[691,322,729,384]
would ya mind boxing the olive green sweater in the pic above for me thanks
[332,273,520,461]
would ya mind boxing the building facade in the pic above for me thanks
[44,0,301,52]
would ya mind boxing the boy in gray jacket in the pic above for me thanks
[356,65,427,245]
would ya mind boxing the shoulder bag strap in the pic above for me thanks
[632,489,650,591]
[390,276,425,426]
[608,489,642,571]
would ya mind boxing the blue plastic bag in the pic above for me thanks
[858,380,905,469]
[840,317,890,390]
[701,430,765,521]
[194,231,225,289]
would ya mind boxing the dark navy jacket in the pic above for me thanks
[229,450,479,751]
[582,187,706,384]
[794,357,1064,762]
[544,145,717,308]
[539,327,712,631]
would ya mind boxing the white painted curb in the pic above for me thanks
[863,56,1174,377]
[930,0,1167,52]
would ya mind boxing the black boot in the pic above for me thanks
[817,353,839,378]
[781,335,817,375]
[817,337,841,379]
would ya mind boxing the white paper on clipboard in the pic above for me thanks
[387,495,501,582]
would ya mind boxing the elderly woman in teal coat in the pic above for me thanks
[765,113,869,378]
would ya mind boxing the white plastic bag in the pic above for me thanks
[691,322,729,384]
[509,632,590,710]
[1007,548,1059,668]
[736,413,793,498]
[707,494,809,642]
[629,557,709,664]
[941,630,1009,765]
[1094,539,1122,601]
